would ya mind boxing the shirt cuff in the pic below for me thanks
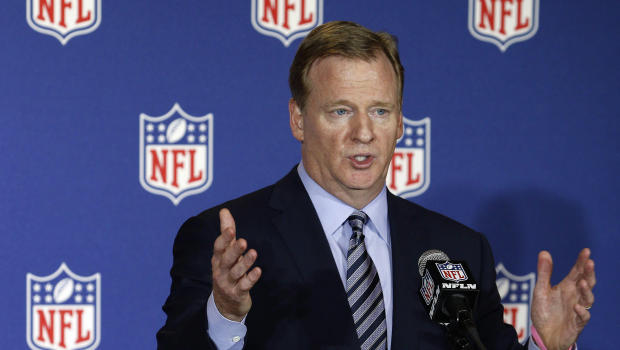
[206,292,247,350]
[530,325,576,350]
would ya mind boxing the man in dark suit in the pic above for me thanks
[157,21,596,350]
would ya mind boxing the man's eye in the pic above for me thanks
[334,109,348,116]
[373,108,389,117]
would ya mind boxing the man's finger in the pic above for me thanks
[213,232,234,255]
[237,267,262,293]
[573,304,591,327]
[535,250,553,290]
[214,208,238,256]
[584,259,596,288]
[578,279,594,308]
[567,248,590,282]
[229,249,258,281]
[217,208,236,243]
[220,238,248,268]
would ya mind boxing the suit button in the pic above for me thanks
[232,336,241,343]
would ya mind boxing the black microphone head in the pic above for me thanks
[418,249,450,276]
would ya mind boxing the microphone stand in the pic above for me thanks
[445,322,474,350]
[443,295,488,350]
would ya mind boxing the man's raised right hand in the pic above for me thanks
[211,208,262,322]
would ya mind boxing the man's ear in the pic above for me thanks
[289,98,304,142]
[397,112,404,139]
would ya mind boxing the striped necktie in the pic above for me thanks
[346,211,387,350]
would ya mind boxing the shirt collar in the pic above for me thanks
[297,162,390,245]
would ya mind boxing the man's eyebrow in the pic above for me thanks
[322,100,354,108]
[321,100,396,109]
[370,101,396,108]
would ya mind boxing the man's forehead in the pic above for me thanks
[305,54,398,96]
[307,54,395,84]
[308,53,384,74]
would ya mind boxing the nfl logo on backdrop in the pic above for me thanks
[26,263,101,350]
[436,262,468,282]
[496,263,535,343]
[251,0,323,47]
[387,117,430,198]
[139,103,213,205]
[26,0,102,45]
[468,0,539,52]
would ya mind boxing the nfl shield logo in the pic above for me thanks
[436,262,468,282]
[26,263,101,350]
[251,0,323,47]
[139,103,213,205]
[496,263,535,343]
[26,0,102,45]
[468,0,539,52]
[386,117,430,198]
[420,270,435,305]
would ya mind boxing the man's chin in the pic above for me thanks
[344,178,383,193]
[345,170,385,186]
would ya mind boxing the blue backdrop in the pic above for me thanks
[1,0,618,348]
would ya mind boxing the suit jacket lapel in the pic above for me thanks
[268,167,338,283]
[268,167,359,348]
[388,192,438,348]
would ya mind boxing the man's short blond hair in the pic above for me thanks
[289,21,404,111]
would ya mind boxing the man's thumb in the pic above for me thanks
[536,250,553,290]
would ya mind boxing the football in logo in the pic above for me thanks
[386,117,430,198]
[26,263,101,350]
[496,263,535,343]
[27,0,102,45]
[468,0,539,52]
[139,103,214,205]
[251,0,323,47]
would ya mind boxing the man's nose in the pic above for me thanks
[351,114,374,143]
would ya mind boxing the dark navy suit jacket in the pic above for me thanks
[157,167,525,349]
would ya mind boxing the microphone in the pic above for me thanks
[417,249,487,350]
